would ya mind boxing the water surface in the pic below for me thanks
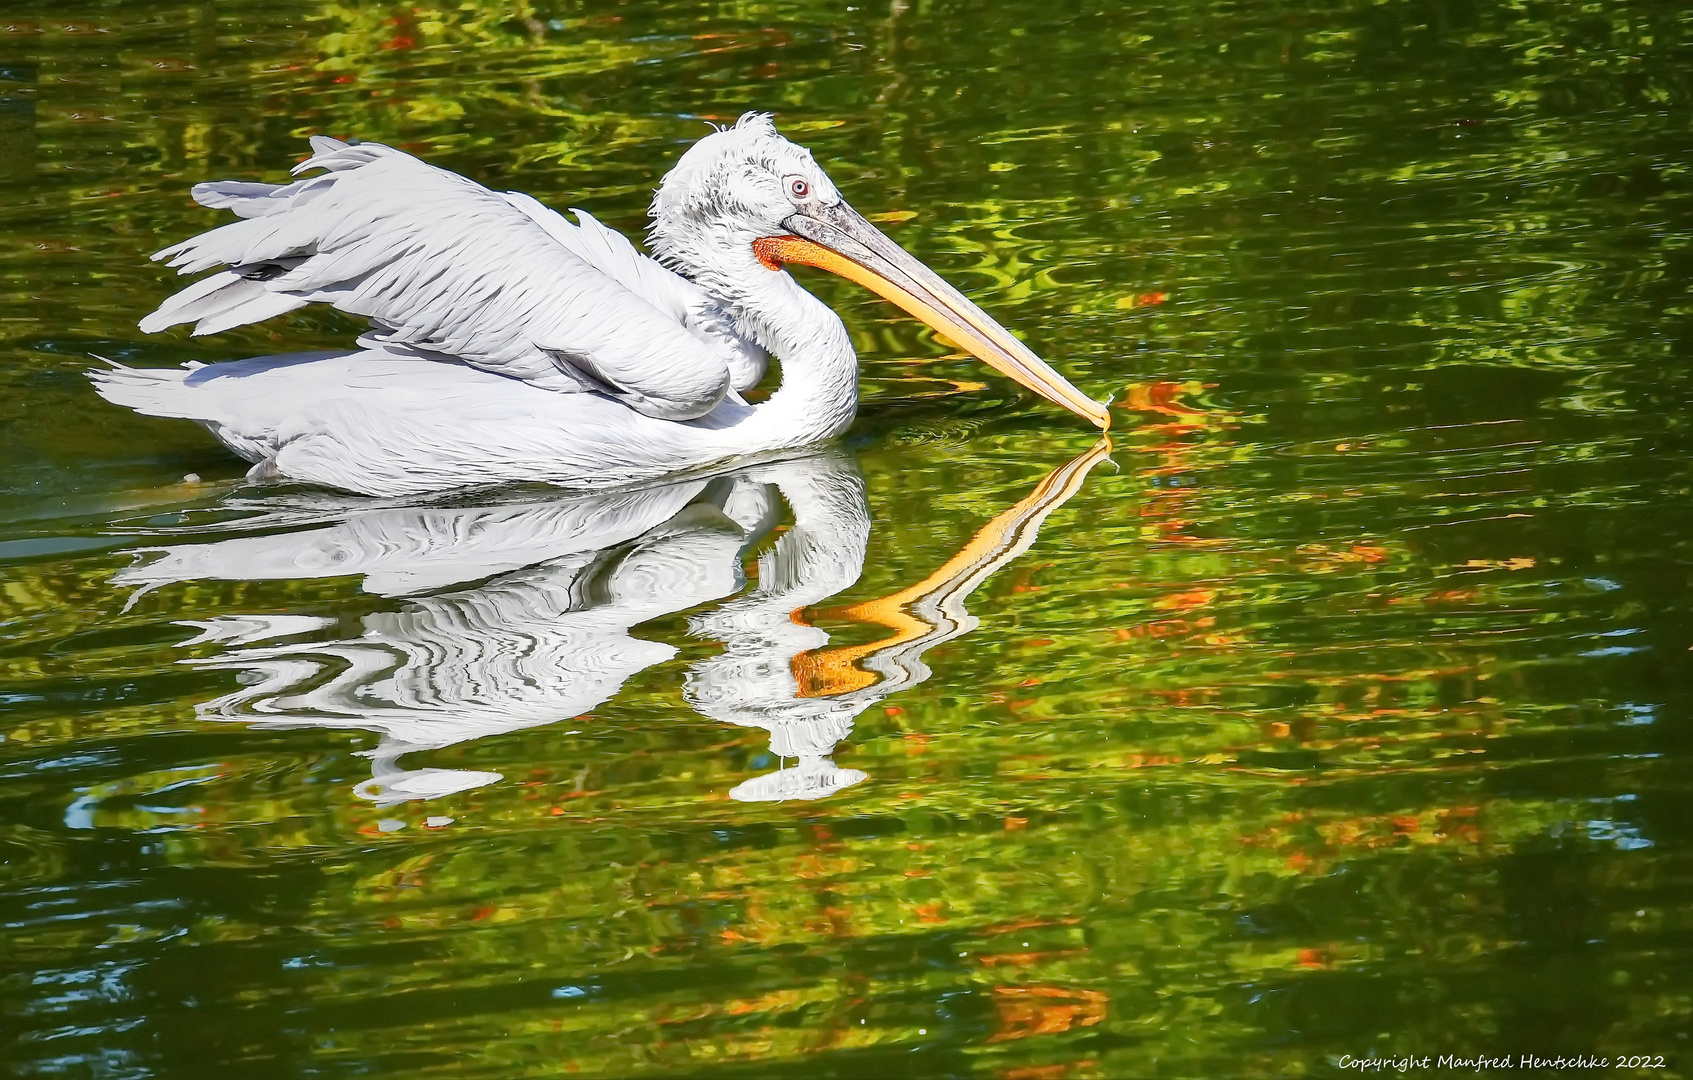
[3,1,1692,1076]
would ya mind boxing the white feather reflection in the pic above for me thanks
[116,481,716,597]
[692,441,1110,800]
[121,442,1108,804]
[685,461,872,801]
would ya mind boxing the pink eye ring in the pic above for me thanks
[788,177,809,199]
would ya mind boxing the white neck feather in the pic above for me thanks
[731,265,859,446]
[657,225,860,453]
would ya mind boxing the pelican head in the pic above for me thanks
[650,113,1110,429]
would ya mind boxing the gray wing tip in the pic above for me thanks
[85,355,165,392]
[191,180,289,217]
[85,352,125,378]
[292,136,400,176]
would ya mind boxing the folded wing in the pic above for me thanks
[140,137,763,421]
[500,195,767,394]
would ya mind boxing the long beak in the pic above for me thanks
[752,204,1111,430]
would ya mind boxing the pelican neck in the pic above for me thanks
[723,266,861,450]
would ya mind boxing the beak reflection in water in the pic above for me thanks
[755,202,1112,430]
[116,440,1112,806]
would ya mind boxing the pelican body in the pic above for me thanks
[95,114,1108,496]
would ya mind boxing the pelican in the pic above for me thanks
[92,113,1109,497]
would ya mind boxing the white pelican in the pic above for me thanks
[92,113,1109,497]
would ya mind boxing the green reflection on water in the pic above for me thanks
[2,0,1692,1076]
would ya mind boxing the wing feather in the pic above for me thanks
[501,194,768,393]
[142,139,737,421]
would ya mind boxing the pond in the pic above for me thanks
[2,1,1691,1076]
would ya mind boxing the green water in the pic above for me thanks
[3,1,1693,1076]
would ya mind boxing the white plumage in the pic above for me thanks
[139,136,760,415]
[98,114,1107,496]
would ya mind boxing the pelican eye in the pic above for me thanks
[787,176,810,199]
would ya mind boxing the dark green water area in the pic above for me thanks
[2,0,1693,1076]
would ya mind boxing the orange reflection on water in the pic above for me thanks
[791,438,1114,697]
[988,985,1108,1043]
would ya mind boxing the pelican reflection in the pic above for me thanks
[118,441,1109,804]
